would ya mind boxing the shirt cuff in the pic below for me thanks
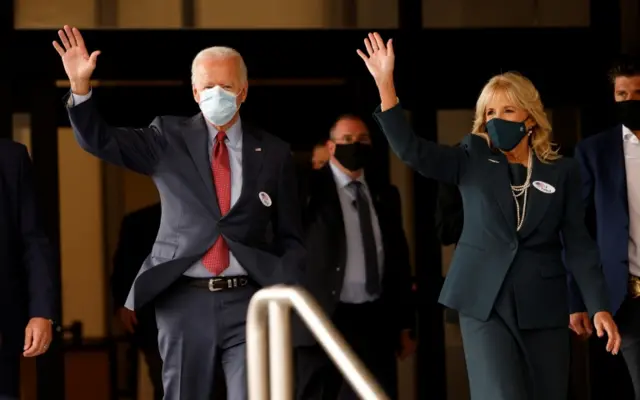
[68,90,93,107]
[124,288,135,311]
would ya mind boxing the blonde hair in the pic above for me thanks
[472,72,560,162]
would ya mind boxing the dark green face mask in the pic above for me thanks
[486,118,528,151]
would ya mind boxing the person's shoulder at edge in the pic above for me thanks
[576,124,622,152]
[551,156,581,180]
[0,139,28,167]
[0,138,27,153]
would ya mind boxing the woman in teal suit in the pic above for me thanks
[356,32,621,400]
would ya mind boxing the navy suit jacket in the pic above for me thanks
[66,94,305,309]
[571,125,629,315]
[0,140,57,354]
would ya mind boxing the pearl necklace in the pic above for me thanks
[511,149,533,231]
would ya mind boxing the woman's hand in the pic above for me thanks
[357,32,398,111]
[593,311,621,355]
[357,32,395,85]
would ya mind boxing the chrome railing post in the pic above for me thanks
[247,286,389,400]
[268,301,293,400]
[246,293,269,400]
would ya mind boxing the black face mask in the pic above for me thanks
[615,100,640,130]
[486,118,529,151]
[333,142,373,171]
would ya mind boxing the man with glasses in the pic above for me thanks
[294,115,416,400]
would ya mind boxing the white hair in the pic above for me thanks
[191,46,248,85]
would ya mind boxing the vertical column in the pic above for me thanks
[620,0,640,55]
[398,0,447,399]
[96,0,118,26]
[182,0,194,27]
[31,82,65,400]
[0,0,12,140]
[582,0,621,139]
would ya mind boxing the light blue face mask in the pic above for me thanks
[199,86,239,126]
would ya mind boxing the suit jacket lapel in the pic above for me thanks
[611,126,629,217]
[236,125,264,211]
[487,153,518,237]
[517,156,558,238]
[320,167,347,271]
[182,114,219,217]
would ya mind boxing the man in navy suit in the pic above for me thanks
[53,25,305,400]
[0,141,57,400]
[570,55,640,399]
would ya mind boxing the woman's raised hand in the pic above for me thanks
[357,32,395,86]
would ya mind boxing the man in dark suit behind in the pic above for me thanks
[54,26,305,399]
[112,202,164,400]
[570,55,640,399]
[294,115,416,400]
[0,140,57,399]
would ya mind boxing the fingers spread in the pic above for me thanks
[72,27,85,49]
[373,32,385,51]
[58,30,71,50]
[64,25,77,47]
[52,41,65,57]
[364,38,374,56]
[368,33,379,50]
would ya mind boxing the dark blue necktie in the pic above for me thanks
[349,181,380,296]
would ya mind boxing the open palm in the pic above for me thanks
[52,25,100,82]
[356,32,395,84]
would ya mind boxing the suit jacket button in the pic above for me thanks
[336,268,340,271]
[331,290,336,295]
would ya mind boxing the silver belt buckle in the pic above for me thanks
[208,278,223,292]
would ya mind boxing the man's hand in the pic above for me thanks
[397,330,417,360]
[569,312,593,337]
[594,311,622,355]
[23,317,53,357]
[117,307,138,334]
[52,25,99,95]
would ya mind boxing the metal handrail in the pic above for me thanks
[247,285,389,400]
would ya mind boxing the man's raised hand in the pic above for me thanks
[52,25,100,94]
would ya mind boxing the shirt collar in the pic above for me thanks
[329,160,365,189]
[205,118,243,146]
[623,125,639,144]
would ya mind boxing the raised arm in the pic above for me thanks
[357,33,467,184]
[53,26,166,175]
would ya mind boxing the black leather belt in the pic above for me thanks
[180,276,250,292]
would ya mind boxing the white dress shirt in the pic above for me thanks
[623,125,640,277]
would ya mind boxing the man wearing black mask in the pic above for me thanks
[570,55,640,399]
[293,115,416,399]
